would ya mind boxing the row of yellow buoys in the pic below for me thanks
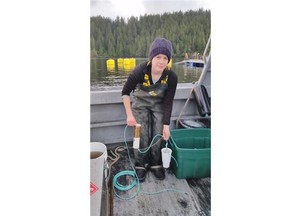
[106,58,172,72]
[106,58,137,72]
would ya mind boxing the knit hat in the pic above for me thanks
[149,37,172,62]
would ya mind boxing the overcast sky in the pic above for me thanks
[91,0,210,19]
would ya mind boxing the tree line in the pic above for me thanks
[90,9,210,59]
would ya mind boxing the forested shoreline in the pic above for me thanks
[90,9,210,58]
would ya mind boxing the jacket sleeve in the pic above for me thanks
[121,64,144,96]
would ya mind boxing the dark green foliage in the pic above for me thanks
[90,9,211,58]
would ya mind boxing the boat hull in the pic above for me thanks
[91,81,210,145]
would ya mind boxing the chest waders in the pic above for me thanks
[131,83,168,168]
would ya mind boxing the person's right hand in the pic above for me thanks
[126,114,137,126]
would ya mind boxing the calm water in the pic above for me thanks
[90,57,202,91]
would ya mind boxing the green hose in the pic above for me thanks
[112,125,183,200]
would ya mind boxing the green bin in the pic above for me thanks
[169,128,211,179]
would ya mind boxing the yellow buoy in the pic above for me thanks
[117,58,124,70]
[123,58,131,66]
[124,64,131,70]
[130,58,136,67]
[106,59,115,67]
[124,58,136,72]
[107,65,115,72]
[117,58,123,65]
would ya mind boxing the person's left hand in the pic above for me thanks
[162,125,170,141]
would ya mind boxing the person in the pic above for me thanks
[184,52,189,60]
[121,37,178,182]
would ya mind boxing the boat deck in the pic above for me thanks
[106,145,211,216]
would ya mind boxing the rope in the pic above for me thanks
[105,145,126,215]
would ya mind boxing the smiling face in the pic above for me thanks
[151,54,169,74]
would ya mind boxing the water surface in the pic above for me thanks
[90,58,202,91]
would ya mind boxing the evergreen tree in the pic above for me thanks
[90,9,211,58]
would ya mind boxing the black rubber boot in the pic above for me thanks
[135,166,146,182]
[150,165,165,180]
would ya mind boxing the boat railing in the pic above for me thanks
[175,35,211,128]
[202,34,211,64]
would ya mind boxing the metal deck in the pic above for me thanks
[106,145,211,216]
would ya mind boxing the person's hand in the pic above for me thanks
[126,114,137,126]
[162,125,170,141]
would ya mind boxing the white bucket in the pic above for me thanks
[91,142,108,178]
[161,147,172,168]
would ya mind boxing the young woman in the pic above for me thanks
[122,37,178,182]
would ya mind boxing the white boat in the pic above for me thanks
[173,58,206,68]
[90,36,211,216]
[181,58,205,68]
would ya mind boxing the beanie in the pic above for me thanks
[148,37,172,62]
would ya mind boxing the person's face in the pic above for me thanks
[151,54,169,73]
